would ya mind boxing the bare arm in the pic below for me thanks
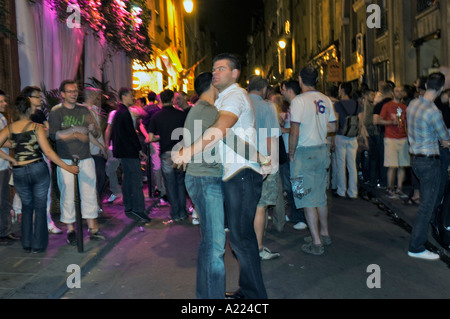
[289,122,300,162]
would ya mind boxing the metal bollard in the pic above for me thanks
[72,155,83,253]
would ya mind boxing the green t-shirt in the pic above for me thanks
[183,100,223,177]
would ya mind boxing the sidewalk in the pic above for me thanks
[0,195,158,299]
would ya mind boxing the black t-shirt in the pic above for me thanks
[142,103,161,130]
[373,97,392,134]
[148,105,187,154]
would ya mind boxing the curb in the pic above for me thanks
[48,219,138,299]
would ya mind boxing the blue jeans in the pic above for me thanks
[13,161,50,250]
[223,168,267,299]
[434,148,450,214]
[185,174,225,299]
[161,152,187,220]
[0,168,11,237]
[409,156,441,253]
[120,158,145,214]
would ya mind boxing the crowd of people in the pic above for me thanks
[0,53,449,299]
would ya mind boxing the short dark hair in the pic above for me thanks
[282,80,301,95]
[248,75,268,92]
[118,87,133,101]
[427,72,446,92]
[194,72,213,97]
[0,90,5,97]
[59,80,77,93]
[14,95,32,120]
[20,86,41,98]
[147,91,157,102]
[137,97,147,105]
[159,89,174,105]
[213,53,241,71]
[381,82,394,95]
[299,66,318,87]
[340,82,353,97]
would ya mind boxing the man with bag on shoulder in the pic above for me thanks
[333,82,363,199]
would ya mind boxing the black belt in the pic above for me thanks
[13,158,44,168]
[412,154,440,159]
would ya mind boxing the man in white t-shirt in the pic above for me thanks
[289,67,337,256]
[173,53,268,299]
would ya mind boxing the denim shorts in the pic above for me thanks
[290,144,330,208]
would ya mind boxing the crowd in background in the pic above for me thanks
[0,55,448,297]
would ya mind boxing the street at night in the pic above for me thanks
[57,189,450,300]
[0,0,450,305]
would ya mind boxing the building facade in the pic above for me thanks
[247,0,450,91]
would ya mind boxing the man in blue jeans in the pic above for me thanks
[148,89,187,222]
[110,88,150,223]
[174,53,268,299]
[407,72,450,260]
[183,72,224,298]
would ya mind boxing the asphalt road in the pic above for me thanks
[61,195,450,300]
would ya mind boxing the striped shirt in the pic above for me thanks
[407,96,450,156]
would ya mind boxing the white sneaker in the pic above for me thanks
[293,222,308,230]
[408,250,440,260]
[259,246,280,260]
[48,224,63,234]
[104,194,117,204]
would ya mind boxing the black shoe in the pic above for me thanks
[2,233,20,241]
[32,248,45,254]
[23,247,32,253]
[225,290,245,299]
[67,231,77,246]
[125,210,151,223]
[89,230,106,241]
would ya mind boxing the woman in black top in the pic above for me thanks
[0,96,78,253]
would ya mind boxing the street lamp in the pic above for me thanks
[183,0,193,13]
[278,39,286,49]
[255,68,261,76]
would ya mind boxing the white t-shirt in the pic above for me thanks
[290,91,336,147]
[107,110,117,150]
[215,83,261,181]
